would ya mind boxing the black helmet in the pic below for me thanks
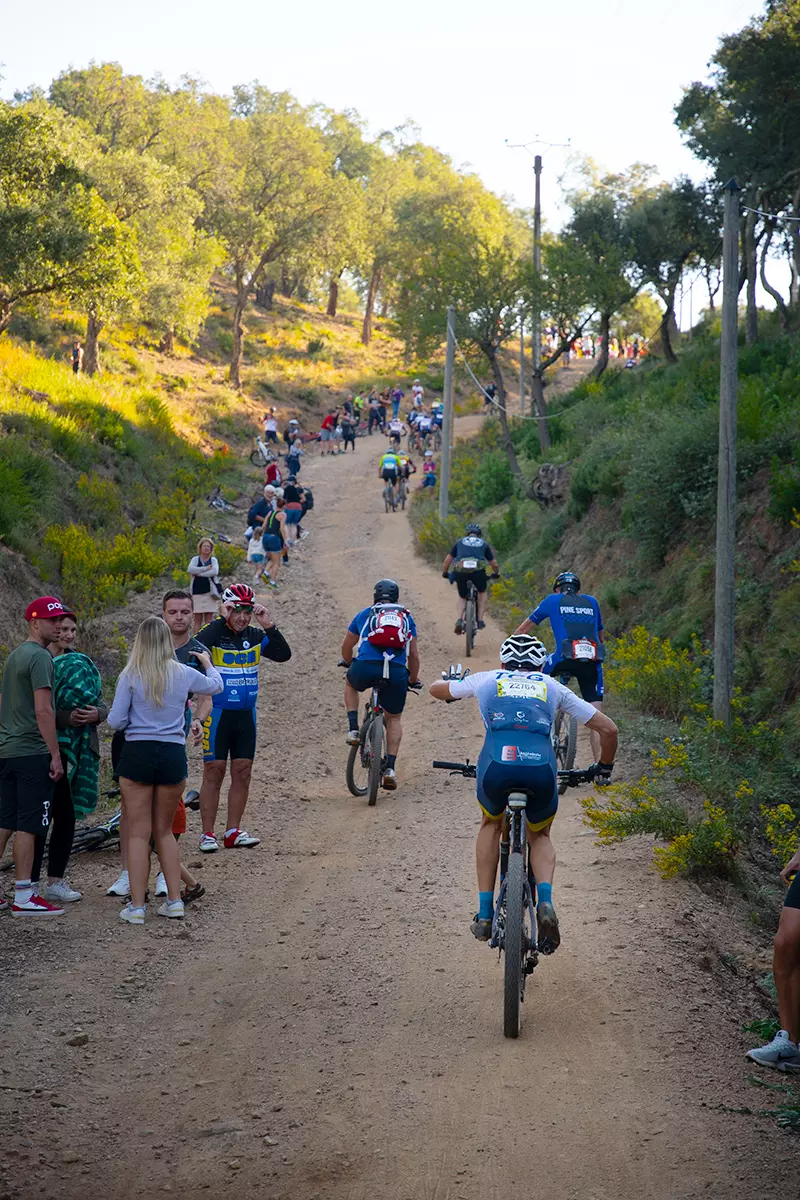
[465,523,482,537]
[373,578,400,603]
[554,570,581,594]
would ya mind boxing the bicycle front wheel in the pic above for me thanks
[503,852,525,1038]
[464,596,476,657]
[249,449,263,466]
[367,713,385,806]
[346,736,369,797]
[553,709,577,794]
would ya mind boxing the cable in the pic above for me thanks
[742,205,800,224]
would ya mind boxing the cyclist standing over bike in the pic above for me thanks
[429,635,618,945]
[341,580,420,791]
[441,524,499,634]
[195,584,291,852]
[514,571,606,760]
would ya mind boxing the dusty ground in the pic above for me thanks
[0,417,794,1200]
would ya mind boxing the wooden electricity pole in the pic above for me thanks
[439,305,456,522]
[713,179,740,723]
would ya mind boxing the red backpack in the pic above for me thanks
[365,604,412,653]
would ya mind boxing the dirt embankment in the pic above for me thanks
[0,421,792,1200]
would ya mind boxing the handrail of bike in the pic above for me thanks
[433,761,597,786]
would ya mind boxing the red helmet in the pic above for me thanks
[222,584,255,608]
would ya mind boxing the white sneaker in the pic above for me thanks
[199,832,219,853]
[44,879,82,903]
[119,904,145,925]
[158,898,185,919]
[298,530,310,540]
[382,768,397,791]
[107,871,131,897]
[154,872,168,897]
[747,1029,800,1070]
[345,730,361,746]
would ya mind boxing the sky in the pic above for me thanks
[0,0,767,318]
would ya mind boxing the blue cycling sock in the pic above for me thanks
[347,710,359,731]
[537,882,553,907]
[478,891,494,920]
[386,754,397,769]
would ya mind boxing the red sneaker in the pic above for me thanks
[223,829,260,849]
[11,894,65,918]
[0,897,8,912]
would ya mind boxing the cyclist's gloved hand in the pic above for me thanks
[592,761,615,787]
[442,571,449,579]
[442,664,469,682]
[408,679,423,691]
[338,658,351,668]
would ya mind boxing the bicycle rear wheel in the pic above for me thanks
[367,713,385,806]
[503,852,525,1038]
[553,709,577,794]
[464,595,476,657]
[249,449,264,466]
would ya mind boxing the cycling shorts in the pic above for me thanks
[382,468,398,484]
[785,872,800,910]
[476,734,558,827]
[346,659,409,714]
[456,569,487,598]
[203,708,257,763]
[548,659,604,702]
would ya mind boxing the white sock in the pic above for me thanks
[15,880,33,904]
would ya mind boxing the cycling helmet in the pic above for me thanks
[499,634,548,670]
[553,571,581,594]
[373,578,400,603]
[424,450,433,457]
[465,523,482,537]
[222,583,255,608]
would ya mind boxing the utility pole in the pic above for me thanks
[519,319,525,413]
[532,154,542,388]
[713,179,740,724]
[439,305,456,522]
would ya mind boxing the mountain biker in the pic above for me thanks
[514,571,606,761]
[397,451,416,482]
[441,524,499,634]
[411,379,424,408]
[416,408,434,447]
[194,584,291,852]
[387,416,406,447]
[341,579,420,792]
[378,449,400,498]
[429,635,618,945]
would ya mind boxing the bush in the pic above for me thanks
[487,498,521,554]
[608,626,705,721]
[768,458,800,526]
[44,525,168,619]
[474,451,514,509]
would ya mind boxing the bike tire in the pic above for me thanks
[71,828,110,856]
[400,485,406,510]
[554,710,578,794]
[249,449,263,466]
[503,852,525,1038]
[367,713,384,806]
[346,742,368,796]
[465,597,475,658]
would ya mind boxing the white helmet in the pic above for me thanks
[424,450,433,457]
[499,634,548,670]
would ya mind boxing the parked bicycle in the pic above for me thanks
[432,760,596,1037]
[250,437,278,467]
[396,475,408,510]
[344,668,419,805]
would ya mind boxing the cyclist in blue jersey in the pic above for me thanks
[340,579,421,792]
[430,635,618,946]
[195,584,291,853]
[515,570,606,761]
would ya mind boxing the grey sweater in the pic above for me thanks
[108,662,223,743]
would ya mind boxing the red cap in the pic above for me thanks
[24,596,76,622]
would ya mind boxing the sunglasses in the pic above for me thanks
[230,604,254,613]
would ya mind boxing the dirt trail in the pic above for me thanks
[0,420,792,1200]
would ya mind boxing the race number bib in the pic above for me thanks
[572,638,597,661]
[461,558,478,570]
[497,678,547,701]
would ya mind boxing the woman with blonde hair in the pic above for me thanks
[187,538,220,634]
[108,617,223,925]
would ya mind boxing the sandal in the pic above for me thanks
[181,883,205,905]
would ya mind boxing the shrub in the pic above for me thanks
[474,451,514,509]
[44,525,168,618]
[487,498,521,554]
[768,458,800,526]
[607,626,705,721]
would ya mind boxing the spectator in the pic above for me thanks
[265,459,283,489]
[746,842,800,1071]
[283,477,304,548]
[258,498,287,589]
[286,437,304,477]
[263,408,279,444]
[187,539,221,635]
[0,597,69,917]
[319,409,336,455]
[377,389,389,429]
[30,611,107,904]
[411,379,424,408]
[283,418,301,446]
[367,391,382,434]
[71,341,84,375]
[342,393,354,417]
[108,617,222,924]
[391,385,405,418]
[331,410,343,455]
[422,450,437,489]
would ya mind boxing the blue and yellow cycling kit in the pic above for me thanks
[380,452,399,476]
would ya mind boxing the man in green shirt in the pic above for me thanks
[0,596,69,917]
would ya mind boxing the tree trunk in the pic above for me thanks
[790,257,799,310]
[744,207,758,345]
[326,273,340,317]
[229,289,247,390]
[361,263,381,346]
[791,185,800,308]
[0,303,13,334]
[255,280,276,310]
[659,304,677,363]
[759,222,789,332]
[529,370,551,453]
[84,310,103,376]
[160,326,175,355]
[488,349,535,500]
[591,312,611,380]
[379,297,389,319]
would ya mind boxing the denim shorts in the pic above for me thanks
[263,534,282,552]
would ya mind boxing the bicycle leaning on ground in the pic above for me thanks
[342,666,419,805]
[250,437,278,467]
[432,759,596,1038]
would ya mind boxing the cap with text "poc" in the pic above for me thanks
[24,596,76,622]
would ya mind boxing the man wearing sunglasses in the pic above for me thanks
[195,584,291,852]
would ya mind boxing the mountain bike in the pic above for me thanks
[344,671,419,806]
[461,572,499,658]
[433,760,596,1037]
[250,437,278,467]
[432,427,442,452]
[382,479,397,513]
[396,475,408,510]
[552,672,578,793]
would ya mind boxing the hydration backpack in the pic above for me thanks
[365,603,412,653]
[302,487,314,510]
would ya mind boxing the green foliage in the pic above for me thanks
[474,451,514,509]
[487,498,521,554]
[44,524,167,618]
[608,626,706,721]
[768,458,800,526]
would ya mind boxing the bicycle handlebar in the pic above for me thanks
[433,760,477,776]
[432,761,598,786]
